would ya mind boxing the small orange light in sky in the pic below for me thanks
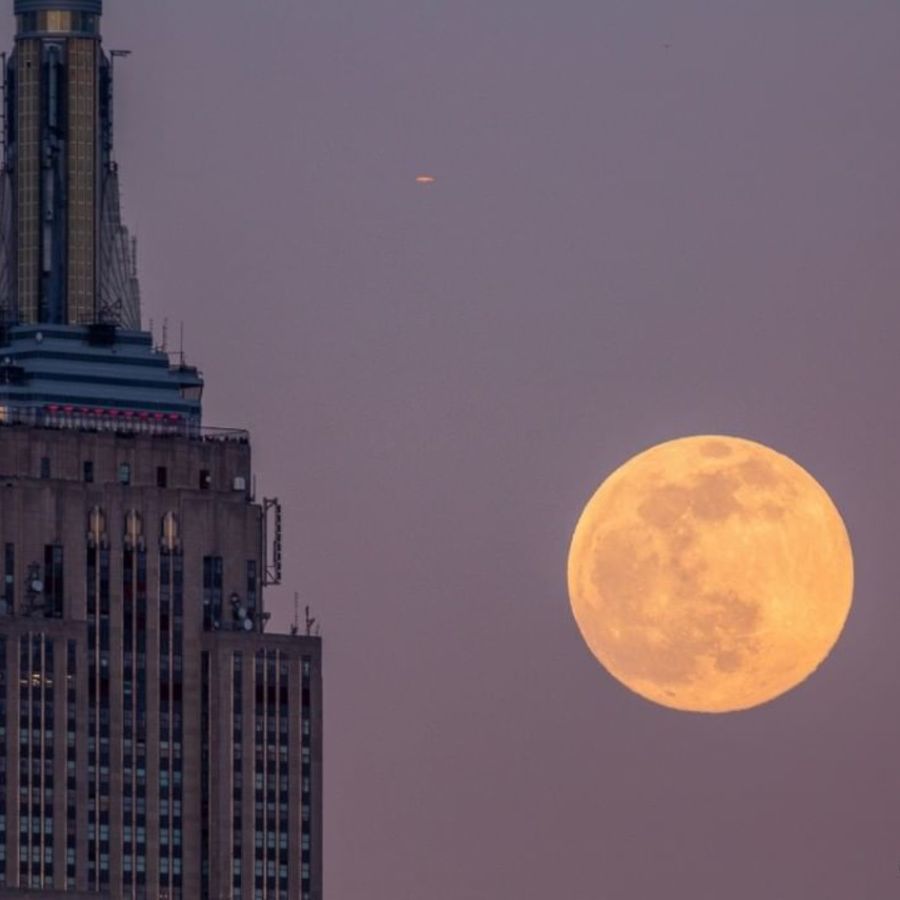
[416,175,436,184]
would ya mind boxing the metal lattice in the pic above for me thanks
[0,171,14,324]
[97,165,141,328]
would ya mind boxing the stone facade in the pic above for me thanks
[0,425,322,899]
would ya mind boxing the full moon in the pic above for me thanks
[567,435,853,713]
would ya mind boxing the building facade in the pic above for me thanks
[0,2,323,899]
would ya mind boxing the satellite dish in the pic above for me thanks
[30,579,43,593]
[237,605,246,619]
[243,618,253,632]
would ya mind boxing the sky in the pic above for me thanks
[11,0,900,896]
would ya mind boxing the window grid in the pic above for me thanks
[232,652,243,893]
[122,512,147,895]
[200,651,210,899]
[158,539,184,899]
[18,634,54,889]
[65,640,77,888]
[301,656,313,893]
[86,518,110,891]
[0,636,6,885]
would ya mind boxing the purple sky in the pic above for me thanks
[12,0,900,895]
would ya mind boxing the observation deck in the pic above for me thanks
[0,324,207,435]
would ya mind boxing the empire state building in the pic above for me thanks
[0,1,323,898]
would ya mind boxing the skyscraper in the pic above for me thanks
[0,2,323,898]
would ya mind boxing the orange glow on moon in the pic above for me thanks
[415,175,436,184]
[567,435,853,713]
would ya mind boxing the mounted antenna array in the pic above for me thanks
[262,497,283,586]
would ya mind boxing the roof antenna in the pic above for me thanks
[161,318,168,352]
[305,604,317,637]
[179,320,185,366]
[290,591,300,636]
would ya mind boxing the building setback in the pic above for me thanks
[0,2,323,899]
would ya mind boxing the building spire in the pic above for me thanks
[1,0,140,328]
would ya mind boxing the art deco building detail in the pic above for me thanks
[0,2,324,899]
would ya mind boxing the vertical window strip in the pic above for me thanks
[85,541,97,888]
[277,655,289,897]
[254,651,264,898]
[231,652,242,893]
[159,547,171,897]
[135,545,147,892]
[65,640,76,888]
[0,635,6,885]
[30,634,40,889]
[3,544,13,614]
[18,635,28,886]
[122,541,135,892]
[42,637,53,887]
[266,651,276,897]
[171,548,183,898]
[301,656,312,896]
[200,651,210,900]
[97,546,110,888]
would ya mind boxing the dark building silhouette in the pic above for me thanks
[0,2,323,898]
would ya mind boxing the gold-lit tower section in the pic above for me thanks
[8,2,103,325]
[14,36,39,322]
[67,34,97,324]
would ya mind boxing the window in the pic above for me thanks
[118,463,131,485]
[202,557,223,631]
[39,457,50,479]
[246,561,258,619]
[83,461,94,483]
[199,469,211,490]
[156,466,168,488]
[43,545,64,618]
[3,543,13,615]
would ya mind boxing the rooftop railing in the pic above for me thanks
[0,405,249,443]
